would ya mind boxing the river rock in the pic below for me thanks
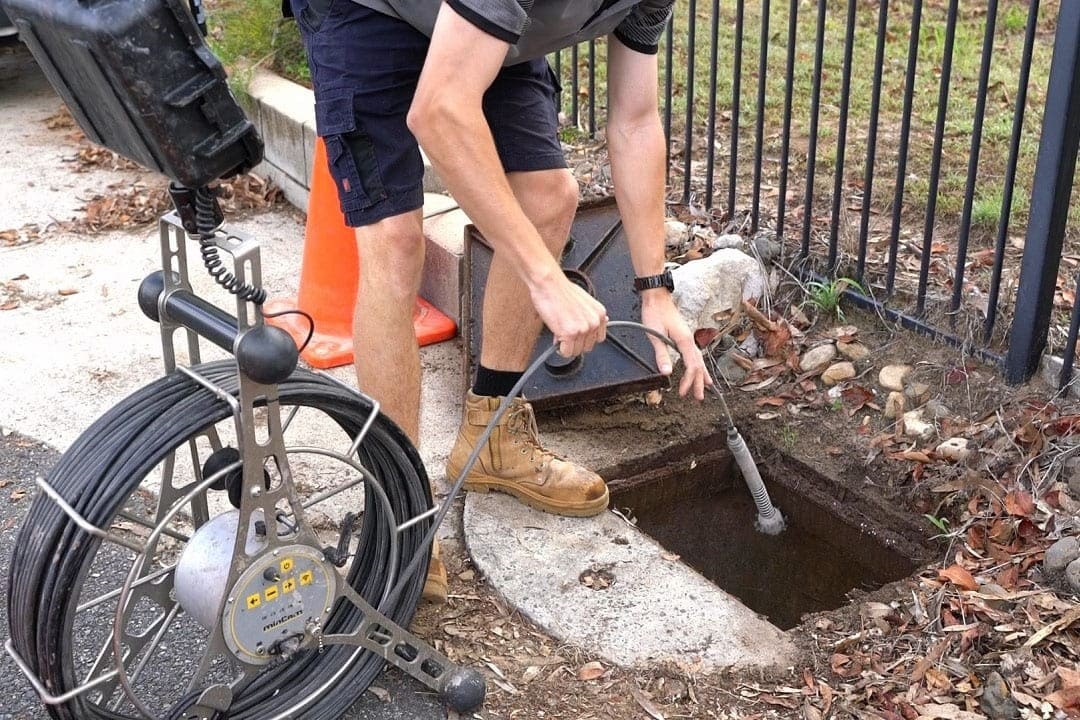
[752,232,781,263]
[799,343,838,374]
[1066,457,1080,497]
[924,399,951,420]
[936,437,973,463]
[671,249,766,332]
[980,671,1020,720]
[821,362,856,386]
[903,409,934,440]
[837,341,870,362]
[1045,536,1080,575]
[664,219,689,250]
[712,233,744,251]
[884,392,905,419]
[711,351,748,384]
[1067,559,1080,595]
[879,364,913,392]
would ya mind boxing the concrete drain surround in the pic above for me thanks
[464,495,799,672]
[610,442,919,630]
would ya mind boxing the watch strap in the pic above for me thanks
[633,270,674,293]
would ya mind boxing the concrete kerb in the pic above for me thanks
[245,68,799,674]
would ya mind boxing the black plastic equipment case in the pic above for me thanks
[2,0,262,188]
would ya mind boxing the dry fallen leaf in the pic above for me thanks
[938,564,978,591]
[577,661,605,681]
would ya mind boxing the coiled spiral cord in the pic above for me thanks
[196,186,268,305]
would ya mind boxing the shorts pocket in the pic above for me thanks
[314,90,387,213]
[298,0,341,34]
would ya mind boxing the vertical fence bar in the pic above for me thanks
[916,0,959,315]
[571,43,580,129]
[682,0,698,204]
[728,0,745,217]
[751,0,770,232]
[950,0,999,318]
[588,39,597,139]
[827,0,857,271]
[1005,2,1080,384]
[886,0,922,296]
[1059,274,1080,389]
[800,0,827,259]
[704,0,721,209]
[664,15,675,180]
[777,0,798,242]
[984,0,1040,345]
[856,0,889,283]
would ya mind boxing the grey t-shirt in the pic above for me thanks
[357,0,674,64]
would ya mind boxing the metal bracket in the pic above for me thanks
[4,639,120,706]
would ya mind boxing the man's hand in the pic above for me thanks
[640,291,712,400]
[530,271,608,358]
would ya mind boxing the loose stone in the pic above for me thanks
[884,392,905,419]
[836,341,870,362]
[902,409,934,440]
[980,671,1020,720]
[799,343,837,373]
[712,232,743,251]
[936,437,973,463]
[1044,536,1080,574]
[664,219,689,250]
[1067,559,1080,595]
[879,364,913,392]
[821,361,856,386]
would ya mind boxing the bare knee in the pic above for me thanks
[356,214,425,303]
[511,170,579,255]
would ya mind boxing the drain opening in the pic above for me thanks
[608,434,922,630]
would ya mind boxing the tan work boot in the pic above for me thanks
[422,538,448,604]
[446,392,609,517]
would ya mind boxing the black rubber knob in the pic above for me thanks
[236,325,298,385]
[138,271,167,322]
[440,667,486,713]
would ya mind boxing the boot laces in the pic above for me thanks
[506,402,552,466]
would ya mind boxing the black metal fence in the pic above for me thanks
[552,0,1080,390]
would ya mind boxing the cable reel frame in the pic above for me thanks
[5,212,485,719]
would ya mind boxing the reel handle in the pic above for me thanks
[138,271,298,385]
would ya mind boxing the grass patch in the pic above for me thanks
[555,0,1057,236]
[205,0,309,89]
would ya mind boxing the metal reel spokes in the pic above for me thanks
[7,362,432,720]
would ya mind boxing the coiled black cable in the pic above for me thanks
[196,186,268,305]
[7,362,432,720]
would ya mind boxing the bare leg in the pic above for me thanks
[479,168,580,371]
[353,209,426,443]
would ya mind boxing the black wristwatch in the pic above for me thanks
[633,269,674,293]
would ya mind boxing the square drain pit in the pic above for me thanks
[608,436,922,630]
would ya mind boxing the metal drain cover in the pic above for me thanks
[465,199,669,410]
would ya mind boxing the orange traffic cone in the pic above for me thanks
[265,138,456,369]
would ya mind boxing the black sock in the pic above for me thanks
[472,365,524,398]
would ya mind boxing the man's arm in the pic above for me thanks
[407,4,607,360]
[607,35,711,400]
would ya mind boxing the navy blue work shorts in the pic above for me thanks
[290,0,568,227]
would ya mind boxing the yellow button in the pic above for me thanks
[265,585,280,602]
[283,578,296,594]
[246,593,261,609]
[281,558,294,573]
[300,570,314,586]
